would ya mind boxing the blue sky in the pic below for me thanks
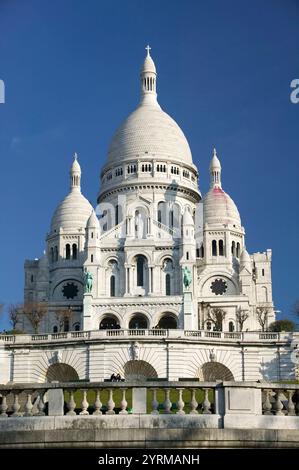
[0,0,298,329]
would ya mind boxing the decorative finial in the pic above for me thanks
[213,148,217,157]
[145,44,151,56]
[74,152,78,161]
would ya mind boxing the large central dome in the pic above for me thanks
[106,47,193,166]
[107,105,193,164]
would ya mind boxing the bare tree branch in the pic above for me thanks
[22,302,48,334]
[236,308,249,331]
[206,308,226,331]
[256,305,271,332]
[55,307,72,332]
[8,303,23,329]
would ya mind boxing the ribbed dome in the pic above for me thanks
[107,104,193,164]
[203,187,241,227]
[51,191,93,232]
[87,210,100,228]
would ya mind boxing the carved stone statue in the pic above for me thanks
[135,212,144,239]
[130,341,139,360]
[83,268,93,293]
[183,266,192,289]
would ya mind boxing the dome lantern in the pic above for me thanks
[70,152,81,192]
[210,148,222,189]
[140,45,159,107]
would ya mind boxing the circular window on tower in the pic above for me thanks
[62,282,79,299]
[210,278,227,296]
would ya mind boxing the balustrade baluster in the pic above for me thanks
[262,389,272,415]
[202,388,211,414]
[93,389,102,415]
[11,391,22,417]
[107,389,115,414]
[79,389,89,415]
[286,390,295,416]
[67,390,77,415]
[176,388,185,414]
[37,390,46,416]
[151,389,159,414]
[119,389,128,414]
[273,389,284,416]
[163,388,172,414]
[24,391,33,416]
[0,392,8,417]
[190,388,198,414]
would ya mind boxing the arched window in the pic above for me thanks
[129,314,148,329]
[63,318,69,332]
[53,325,58,333]
[110,275,116,297]
[229,321,235,332]
[231,241,236,256]
[212,240,217,256]
[99,316,119,330]
[66,244,71,260]
[236,242,240,258]
[55,246,58,262]
[158,315,177,329]
[166,274,171,295]
[115,204,119,225]
[72,244,77,260]
[158,209,162,223]
[91,254,94,263]
[137,256,145,286]
[50,247,54,263]
[186,251,189,260]
[219,239,224,256]
[74,323,80,331]
[262,268,265,276]
[31,274,34,283]
[206,321,212,331]
[169,209,174,228]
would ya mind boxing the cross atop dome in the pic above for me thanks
[145,44,151,56]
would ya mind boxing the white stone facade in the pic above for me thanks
[9,47,291,384]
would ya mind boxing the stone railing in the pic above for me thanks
[0,381,217,417]
[0,329,293,345]
[1,381,299,419]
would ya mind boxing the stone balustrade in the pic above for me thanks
[0,329,293,345]
[0,381,299,421]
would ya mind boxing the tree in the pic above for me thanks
[236,308,249,331]
[207,308,226,331]
[55,307,72,332]
[22,301,48,334]
[8,303,22,330]
[256,305,271,332]
[269,319,295,332]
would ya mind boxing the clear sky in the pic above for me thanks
[0,0,298,330]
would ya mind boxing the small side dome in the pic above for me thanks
[203,187,241,228]
[183,208,194,225]
[51,192,93,232]
[87,210,100,229]
[50,154,93,232]
[240,248,251,268]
